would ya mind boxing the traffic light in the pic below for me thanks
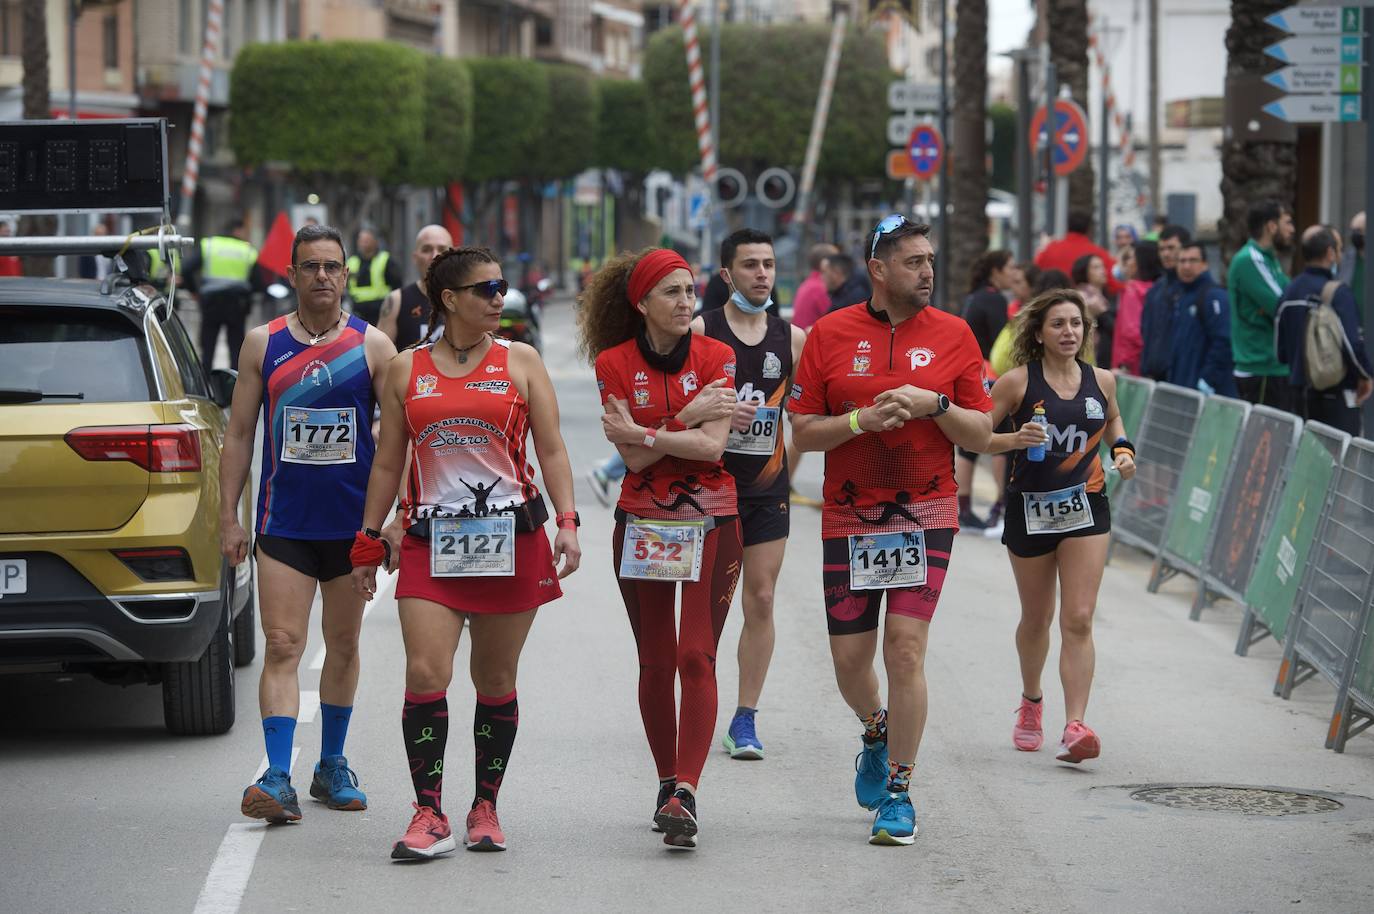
[713,168,748,209]
[755,168,795,209]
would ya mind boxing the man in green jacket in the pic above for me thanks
[1228,200,1294,409]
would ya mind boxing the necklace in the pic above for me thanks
[443,332,490,364]
[297,309,343,345]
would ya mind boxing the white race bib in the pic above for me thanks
[848,531,927,590]
[725,406,781,456]
[281,406,357,465]
[430,516,515,577]
[619,520,705,582]
[1022,483,1094,534]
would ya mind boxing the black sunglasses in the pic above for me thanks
[454,279,509,299]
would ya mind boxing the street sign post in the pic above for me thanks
[1263,94,1362,122]
[888,81,941,112]
[885,150,917,180]
[1264,64,1363,93]
[1029,99,1089,177]
[907,124,944,181]
[1264,6,1363,35]
[1264,35,1363,65]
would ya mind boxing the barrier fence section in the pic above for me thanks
[1110,383,1203,560]
[1197,407,1302,627]
[1331,577,1374,752]
[1104,376,1154,502]
[1149,396,1249,593]
[1277,437,1374,707]
[1238,424,1350,659]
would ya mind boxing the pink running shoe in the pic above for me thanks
[1013,697,1044,751]
[1056,720,1101,763]
[465,798,507,851]
[391,803,456,860]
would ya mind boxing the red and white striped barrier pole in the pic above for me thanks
[793,6,848,227]
[679,1,717,183]
[1087,14,1136,171]
[177,0,224,229]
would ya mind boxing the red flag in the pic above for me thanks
[257,211,293,279]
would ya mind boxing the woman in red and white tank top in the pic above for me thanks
[350,247,581,859]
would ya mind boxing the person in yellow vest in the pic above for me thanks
[186,217,260,370]
[346,229,403,326]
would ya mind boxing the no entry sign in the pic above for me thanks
[906,124,943,181]
[1029,99,1089,177]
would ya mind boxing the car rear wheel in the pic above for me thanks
[232,566,257,668]
[162,593,236,735]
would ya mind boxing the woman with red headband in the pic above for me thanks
[578,248,742,850]
[350,246,581,860]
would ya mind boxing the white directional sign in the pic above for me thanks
[1264,35,1364,66]
[1265,64,1363,94]
[1264,6,1363,35]
[888,81,941,112]
[887,112,932,146]
[1264,94,1362,123]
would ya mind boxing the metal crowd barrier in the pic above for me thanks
[1234,423,1350,658]
[1110,383,1204,560]
[1276,437,1374,707]
[1148,395,1250,594]
[1194,407,1303,627]
[1330,576,1374,753]
[1104,376,1155,502]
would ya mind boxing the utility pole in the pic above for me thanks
[1147,0,1160,219]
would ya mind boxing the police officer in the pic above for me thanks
[186,217,259,370]
[347,228,403,326]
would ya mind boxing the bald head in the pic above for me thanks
[413,224,453,286]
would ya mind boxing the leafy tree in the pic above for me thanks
[400,56,474,187]
[595,78,656,175]
[534,63,597,180]
[989,103,1017,193]
[463,57,551,182]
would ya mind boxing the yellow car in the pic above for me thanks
[0,272,253,734]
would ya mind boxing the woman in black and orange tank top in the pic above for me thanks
[349,247,582,860]
[981,289,1137,767]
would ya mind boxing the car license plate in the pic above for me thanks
[0,559,28,598]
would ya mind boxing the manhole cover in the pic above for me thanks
[1130,786,1343,816]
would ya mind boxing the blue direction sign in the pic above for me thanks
[1264,35,1364,66]
[1264,94,1362,123]
[1265,64,1363,94]
[1265,6,1363,35]
[906,124,943,181]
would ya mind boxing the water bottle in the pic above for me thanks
[1027,407,1048,463]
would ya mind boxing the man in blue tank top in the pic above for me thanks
[219,224,398,822]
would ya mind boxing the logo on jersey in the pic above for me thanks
[762,352,782,379]
[679,371,699,395]
[851,355,871,376]
[907,347,934,369]
[597,379,605,392]
[634,371,649,384]
[415,373,440,398]
[430,430,491,448]
[857,340,872,351]
[789,383,803,402]
[1084,396,1104,419]
[1048,423,1089,454]
[466,380,511,395]
[301,360,332,388]
[634,388,651,408]
[273,350,296,367]
[736,381,766,405]
[724,361,737,379]
[485,364,502,374]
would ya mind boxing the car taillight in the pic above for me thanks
[112,547,195,582]
[65,424,202,472]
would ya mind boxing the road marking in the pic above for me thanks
[299,690,320,724]
[307,572,394,671]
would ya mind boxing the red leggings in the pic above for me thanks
[612,518,742,789]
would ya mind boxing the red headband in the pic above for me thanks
[627,249,692,311]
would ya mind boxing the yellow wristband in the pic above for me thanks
[849,408,863,435]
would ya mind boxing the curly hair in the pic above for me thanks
[418,246,499,346]
[576,247,657,361]
[1010,287,1094,367]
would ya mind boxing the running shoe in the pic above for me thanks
[722,711,764,760]
[654,787,698,847]
[854,737,889,810]
[650,779,675,832]
[1013,697,1044,752]
[958,508,989,532]
[869,792,918,846]
[789,487,823,508]
[1056,720,1101,764]
[465,798,507,851]
[587,467,613,507]
[309,754,368,810]
[241,766,302,823]
[391,803,456,860]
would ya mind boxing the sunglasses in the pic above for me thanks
[454,278,509,299]
[869,213,908,260]
[293,259,345,277]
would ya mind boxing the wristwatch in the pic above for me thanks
[930,393,950,417]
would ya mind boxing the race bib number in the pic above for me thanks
[282,406,357,465]
[430,516,515,577]
[848,531,927,591]
[1022,483,1094,534]
[725,406,781,456]
[619,520,705,582]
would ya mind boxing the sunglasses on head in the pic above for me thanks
[454,278,509,299]
[869,213,909,260]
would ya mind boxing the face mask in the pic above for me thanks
[727,276,772,314]
[1353,229,1365,252]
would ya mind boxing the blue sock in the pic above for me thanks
[320,703,353,759]
[262,716,296,772]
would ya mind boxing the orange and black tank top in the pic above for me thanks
[1007,359,1108,495]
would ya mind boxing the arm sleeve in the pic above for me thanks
[787,324,829,415]
[951,325,994,413]
[593,352,629,407]
[1233,252,1284,320]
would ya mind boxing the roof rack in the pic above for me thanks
[0,233,195,257]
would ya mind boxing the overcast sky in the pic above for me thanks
[987,0,1038,56]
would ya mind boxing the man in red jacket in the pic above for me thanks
[1035,210,1121,296]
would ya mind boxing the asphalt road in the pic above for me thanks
[3,299,1373,914]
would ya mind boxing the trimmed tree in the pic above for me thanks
[398,55,474,188]
[596,78,656,175]
[463,57,551,183]
[534,63,597,180]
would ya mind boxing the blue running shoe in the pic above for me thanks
[722,711,764,760]
[869,792,917,846]
[854,738,889,810]
[241,766,302,823]
[309,755,367,811]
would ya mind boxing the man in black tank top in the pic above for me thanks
[379,224,453,349]
[689,228,806,761]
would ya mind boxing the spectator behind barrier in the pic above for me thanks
[1112,241,1162,374]
[1138,225,1191,381]
[1152,242,1237,396]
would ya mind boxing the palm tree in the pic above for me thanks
[1219,0,1296,263]
[1047,0,1095,224]
[950,0,989,302]
[20,0,55,276]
